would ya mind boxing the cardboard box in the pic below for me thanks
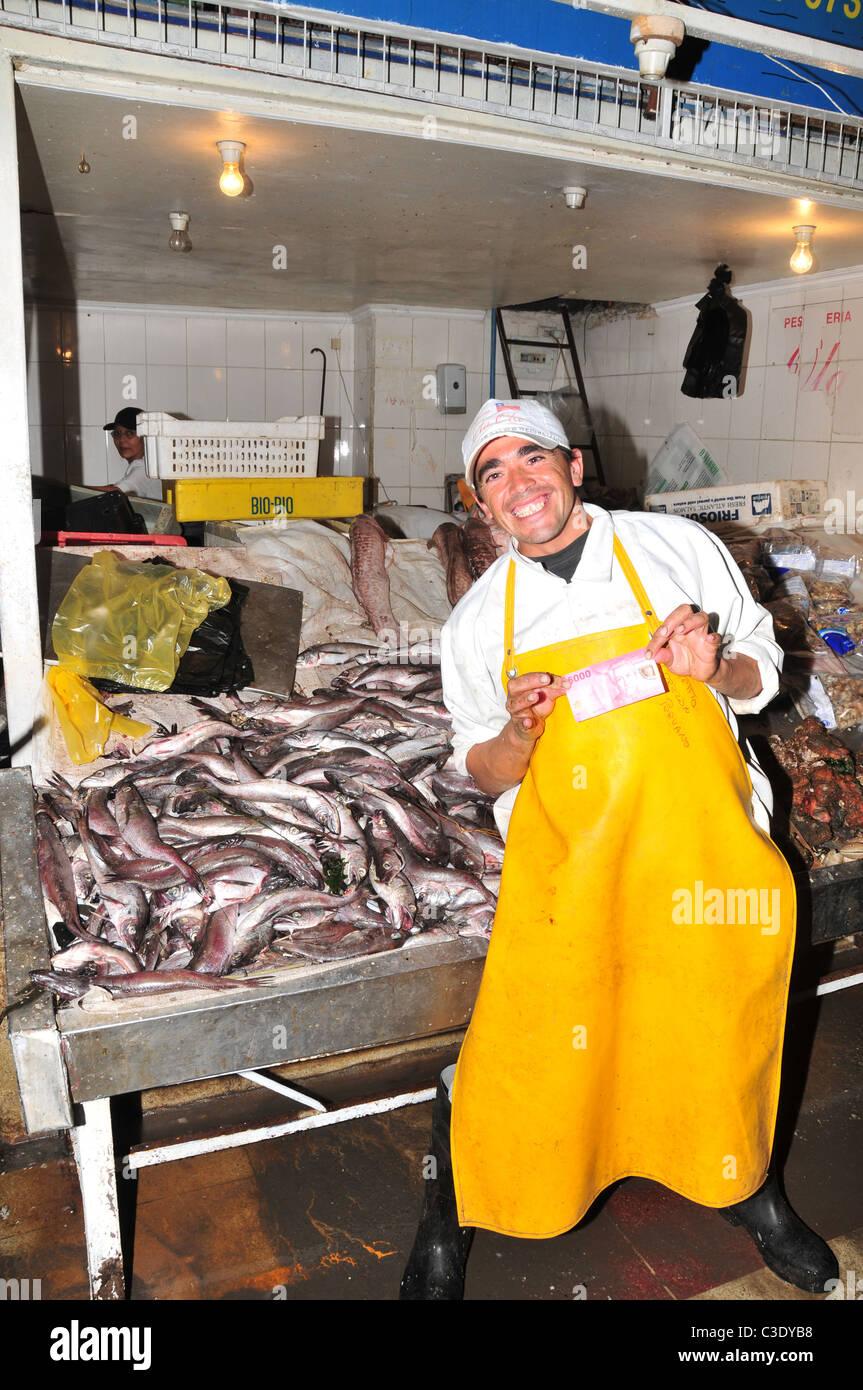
[644,479,826,529]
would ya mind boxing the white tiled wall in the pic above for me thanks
[26,281,863,512]
[25,301,489,507]
[575,268,863,498]
[368,308,488,508]
[36,279,861,511]
[25,305,362,487]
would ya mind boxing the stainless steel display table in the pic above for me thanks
[1,768,487,1299]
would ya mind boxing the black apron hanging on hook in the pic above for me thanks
[681,265,748,399]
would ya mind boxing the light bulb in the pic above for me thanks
[219,164,244,197]
[217,140,246,198]
[790,224,815,275]
[168,211,193,253]
[790,243,813,275]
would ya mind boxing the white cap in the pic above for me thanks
[463,398,570,485]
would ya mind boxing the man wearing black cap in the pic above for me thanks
[102,407,163,501]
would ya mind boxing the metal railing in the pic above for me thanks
[2,0,862,189]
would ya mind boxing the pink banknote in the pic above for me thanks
[566,646,667,722]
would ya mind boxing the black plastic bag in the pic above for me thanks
[92,575,254,696]
[168,578,254,694]
[681,265,748,399]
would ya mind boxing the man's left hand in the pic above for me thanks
[647,605,762,700]
[647,605,721,683]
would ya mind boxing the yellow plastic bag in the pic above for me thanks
[46,667,152,763]
[52,550,231,693]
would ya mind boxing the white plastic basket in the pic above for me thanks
[137,413,324,480]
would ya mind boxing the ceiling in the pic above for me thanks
[16,83,863,312]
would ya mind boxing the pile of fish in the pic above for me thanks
[348,512,504,635]
[32,639,504,1006]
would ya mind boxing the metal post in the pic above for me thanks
[0,51,43,769]
[69,1097,126,1300]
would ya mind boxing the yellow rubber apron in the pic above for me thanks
[451,537,795,1238]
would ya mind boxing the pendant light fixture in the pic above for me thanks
[217,140,246,197]
[790,224,815,275]
[168,211,192,253]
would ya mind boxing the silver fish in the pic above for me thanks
[190,904,275,975]
[462,514,500,580]
[113,782,207,896]
[350,513,398,638]
[296,640,387,668]
[195,772,340,834]
[429,523,474,606]
[35,812,92,942]
[396,832,496,919]
[134,719,241,760]
[52,940,141,975]
[75,817,149,952]
[333,776,449,864]
[98,969,276,996]
[365,812,416,933]
[190,836,325,889]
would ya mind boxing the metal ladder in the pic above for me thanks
[495,302,605,488]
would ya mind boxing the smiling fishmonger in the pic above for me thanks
[400,398,837,1301]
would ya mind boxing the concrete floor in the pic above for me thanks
[1,964,861,1303]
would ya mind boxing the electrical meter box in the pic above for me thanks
[436,364,467,414]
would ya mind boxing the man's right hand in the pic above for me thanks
[505,671,572,743]
[466,671,572,796]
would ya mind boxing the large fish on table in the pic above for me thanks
[462,514,500,579]
[364,811,416,933]
[189,903,275,976]
[30,968,274,1000]
[429,523,474,607]
[112,781,209,898]
[35,810,93,942]
[349,513,398,638]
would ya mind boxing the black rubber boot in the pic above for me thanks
[718,1173,838,1293]
[399,1077,475,1300]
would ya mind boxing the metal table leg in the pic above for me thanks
[69,1097,126,1300]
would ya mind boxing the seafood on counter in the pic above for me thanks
[348,512,398,638]
[461,515,500,580]
[819,676,863,731]
[32,646,504,1006]
[428,514,506,609]
[428,523,474,607]
[768,715,863,864]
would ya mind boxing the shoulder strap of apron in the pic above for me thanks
[611,536,659,637]
[504,560,518,679]
[503,533,659,680]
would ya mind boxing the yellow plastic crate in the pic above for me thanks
[166,476,365,523]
